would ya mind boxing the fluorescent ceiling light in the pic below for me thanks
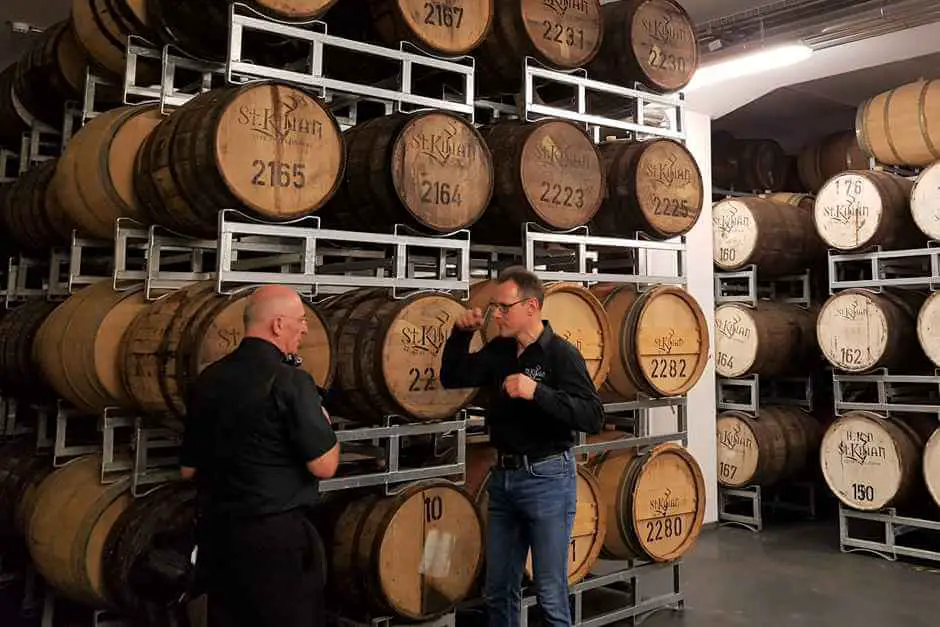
[685,43,814,92]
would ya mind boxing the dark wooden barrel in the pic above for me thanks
[53,104,162,240]
[0,441,53,540]
[590,138,703,240]
[472,119,604,243]
[816,289,920,374]
[72,0,157,78]
[103,483,198,626]
[856,79,940,168]
[33,281,149,414]
[148,0,339,62]
[736,139,788,193]
[0,65,30,150]
[0,160,73,253]
[325,111,493,233]
[797,131,869,193]
[711,130,738,190]
[0,299,59,394]
[717,407,822,488]
[323,289,476,422]
[121,281,335,416]
[712,196,825,276]
[588,0,698,93]
[474,0,604,93]
[765,192,814,212]
[589,441,705,562]
[331,480,483,620]
[714,302,818,379]
[27,454,132,608]
[590,284,708,401]
[134,81,346,238]
[814,170,922,252]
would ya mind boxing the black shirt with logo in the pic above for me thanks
[180,338,337,520]
[441,322,604,458]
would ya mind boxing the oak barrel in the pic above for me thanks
[797,131,869,193]
[590,284,708,400]
[712,196,824,276]
[135,81,346,238]
[473,119,604,242]
[332,480,484,620]
[816,289,920,374]
[121,281,335,416]
[474,0,604,91]
[924,428,940,509]
[814,170,921,252]
[469,281,613,388]
[327,111,493,233]
[0,66,30,150]
[590,138,703,240]
[53,104,162,239]
[717,408,822,488]
[910,160,940,241]
[103,483,197,625]
[590,442,705,561]
[0,300,59,393]
[1,160,73,253]
[27,454,132,608]
[0,442,53,539]
[588,0,698,93]
[710,130,738,190]
[33,281,149,414]
[72,0,155,78]
[737,139,788,192]
[322,289,474,422]
[765,192,814,212]
[856,79,940,168]
[820,412,931,511]
[917,292,940,368]
[714,303,818,378]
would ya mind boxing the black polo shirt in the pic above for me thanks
[180,337,337,520]
[441,322,603,458]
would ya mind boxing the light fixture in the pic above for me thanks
[684,42,814,92]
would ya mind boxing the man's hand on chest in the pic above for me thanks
[503,373,538,400]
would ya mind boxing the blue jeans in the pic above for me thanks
[485,450,577,627]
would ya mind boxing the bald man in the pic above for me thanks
[180,285,339,627]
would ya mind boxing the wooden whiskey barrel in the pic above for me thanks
[473,119,604,242]
[0,300,59,393]
[33,282,149,414]
[856,79,940,168]
[474,0,604,92]
[103,482,197,625]
[590,442,705,561]
[797,131,869,193]
[135,81,345,238]
[332,480,483,620]
[588,0,698,93]
[1,160,73,253]
[327,111,493,233]
[53,104,162,239]
[710,130,738,190]
[72,0,156,78]
[924,428,940,509]
[590,138,703,240]
[714,303,818,378]
[323,290,475,422]
[917,292,940,368]
[814,170,921,252]
[716,408,822,488]
[816,289,919,374]
[0,65,30,150]
[712,196,824,276]
[0,442,53,539]
[735,139,788,193]
[590,284,708,400]
[820,412,929,511]
[27,454,132,608]
[121,281,335,416]
[910,160,940,241]
[765,192,814,212]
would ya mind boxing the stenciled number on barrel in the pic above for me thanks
[646,515,683,543]
[540,182,585,209]
[852,482,875,503]
[424,2,464,28]
[569,539,576,564]
[424,494,444,522]
[652,195,691,217]
[542,21,585,49]
[409,367,438,392]
[834,178,864,196]
[718,462,737,480]
[647,46,687,73]
[840,347,863,366]
[649,358,688,379]
[421,181,463,205]
[717,248,736,263]
[251,160,306,188]
[715,352,734,370]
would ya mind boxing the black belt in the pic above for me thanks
[495,450,566,470]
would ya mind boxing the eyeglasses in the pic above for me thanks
[489,298,531,314]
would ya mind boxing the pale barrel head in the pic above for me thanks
[816,291,888,373]
[716,413,759,487]
[820,413,903,511]
[917,292,940,368]
[632,288,708,395]
[814,173,884,251]
[911,161,940,241]
[712,199,757,270]
[714,304,758,378]
[924,428,940,510]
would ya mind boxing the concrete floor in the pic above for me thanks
[642,521,940,627]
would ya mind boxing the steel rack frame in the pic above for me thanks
[575,397,689,455]
[827,245,940,292]
[226,3,476,119]
[833,369,940,416]
[719,481,819,532]
[330,609,455,627]
[0,148,19,182]
[5,254,50,305]
[714,266,814,308]
[717,374,815,414]
[129,418,183,497]
[840,504,940,564]
[1,396,39,441]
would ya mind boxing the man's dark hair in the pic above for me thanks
[496,266,544,307]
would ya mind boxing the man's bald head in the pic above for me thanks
[243,285,308,354]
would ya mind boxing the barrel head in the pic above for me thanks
[520,0,603,70]
[816,291,888,373]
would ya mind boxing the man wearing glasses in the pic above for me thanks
[441,266,604,627]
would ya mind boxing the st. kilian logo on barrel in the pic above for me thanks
[237,94,325,144]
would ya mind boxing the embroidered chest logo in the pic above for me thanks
[524,365,547,382]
